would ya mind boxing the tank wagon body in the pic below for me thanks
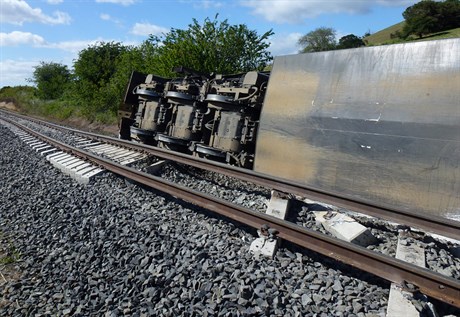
[119,38,460,218]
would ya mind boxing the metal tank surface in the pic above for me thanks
[254,38,460,219]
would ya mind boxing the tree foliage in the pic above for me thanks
[438,0,460,30]
[337,34,365,49]
[298,27,337,53]
[147,16,274,77]
[106,44,157,108]
[402,0,460,38]
[29,61,71,100]
[402,0,439,38]
[72,41,128,116]
[17,17,274,123]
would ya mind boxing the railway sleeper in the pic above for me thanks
[250,190,291,258]
[11,128,147,185]
[387,232,437,317]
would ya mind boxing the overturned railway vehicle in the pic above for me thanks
[119,38,460,218]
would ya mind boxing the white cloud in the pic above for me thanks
[100,13,111,21]
[241,0,417,24]
[377,0,417,6]
[46,38,109,53]
[178,0,224,9]
[0,31,46,46]
[0,0,71,25]
[0,32,110,54]
[45,37,139,53]
[2,33,135,55]
[100,13,123,26]
[268,32,302,56]
[47,0,63,4]
[131,23,169,36]
[95,0,137,6]
[0,59,38,87]
[0,36,139,87]
[194,0,223,9]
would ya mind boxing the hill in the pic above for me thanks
[364,21,460,46]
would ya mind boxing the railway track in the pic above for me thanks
[5,110,460,242]
[1,111,459,312]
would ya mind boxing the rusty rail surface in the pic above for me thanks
[6,110,460,242]
[2,116,460,308]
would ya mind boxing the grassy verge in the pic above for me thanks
[0,232,22,309]
[0,232,21,266]
[365,23,460,46]
[0,86,118,128]
[0,244,21,266]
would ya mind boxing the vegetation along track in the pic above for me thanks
[1,110,459,310]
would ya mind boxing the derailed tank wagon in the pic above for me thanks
[119,38,460,218]
[119,67,269,168]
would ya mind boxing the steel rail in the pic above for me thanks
[4,117,460,308]
[7,110,460,241]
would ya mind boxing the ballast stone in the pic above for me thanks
[314,211,376,246]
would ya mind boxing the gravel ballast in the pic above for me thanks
[1,120,459,316]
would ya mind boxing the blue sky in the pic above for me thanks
[0,0,418,87]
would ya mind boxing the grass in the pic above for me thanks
[0,86,117,128]
[0,232,21,266]
[0,246,21,265]
[364,21,407,45]
[365,22,460,46]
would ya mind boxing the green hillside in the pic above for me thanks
[364,21,460,46]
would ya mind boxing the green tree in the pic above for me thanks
[28,61,71,100]
[402,0,460,38]
[72,41,128,117]
[298,27,337,53]
[146,16,273,77]
[402,0,441,38]
[337,34,365,49]
[438,0,460,30]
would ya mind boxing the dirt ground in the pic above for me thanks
[0,102,18,112]
[63,116,119,136]
[0,252,21,286]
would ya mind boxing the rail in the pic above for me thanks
[2,115,460,308]
[5,110,460,242]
